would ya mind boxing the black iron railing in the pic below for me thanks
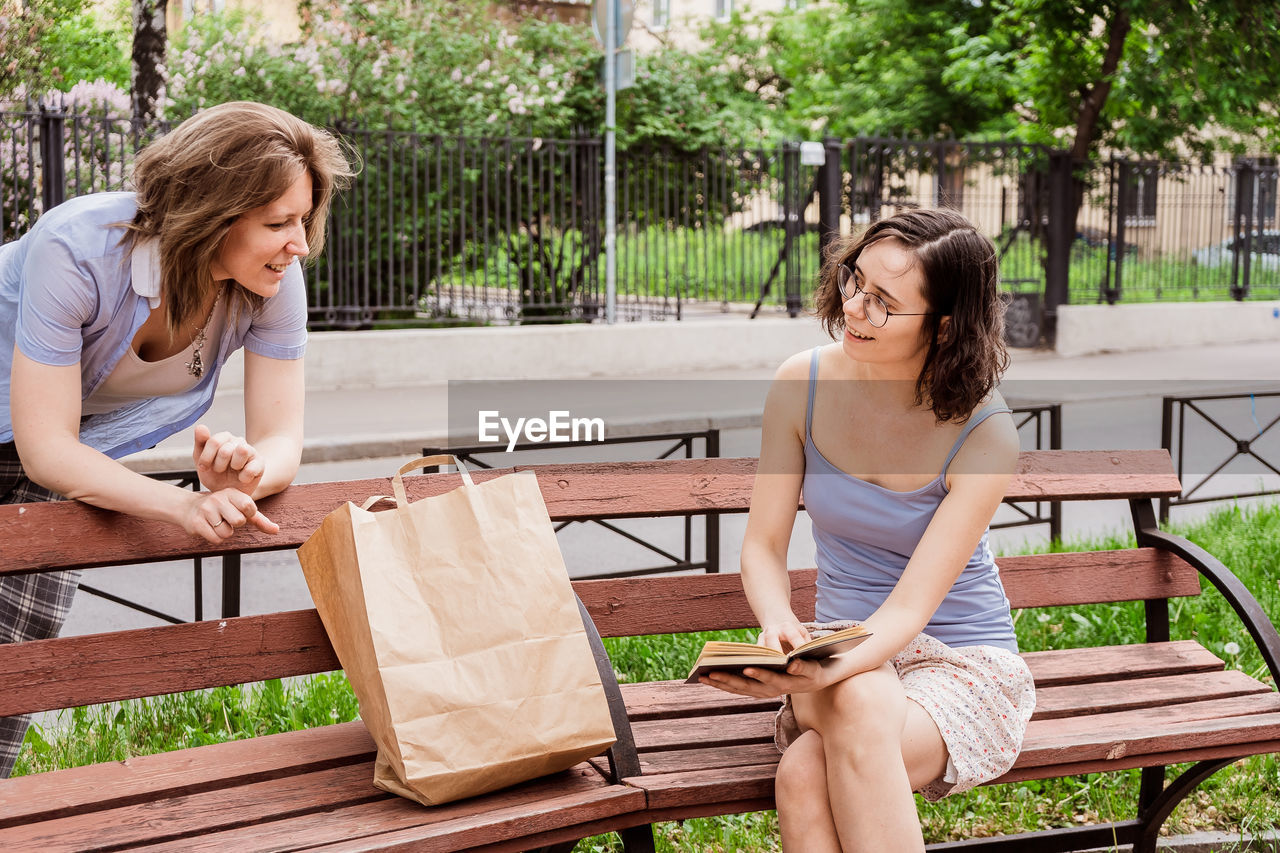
[7,105,1277,338]
[1160,391,1280,522]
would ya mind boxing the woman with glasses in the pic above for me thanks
[698,208,1034,850]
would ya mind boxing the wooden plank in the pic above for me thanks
[1022,641,1223,687]
[1017,707,1280,769]
[999,550,1201,609]
[0,761,385,852]
[0,610,340,718]
[619,711,1280,816]
[124,765,642,853]
[0,721,373,828]
[577,571,817,638]
[0,452,1177,575]
[579,551,1200,638]
[1032,670,1271,721]
[628,711,777,753]
[996,738,1280,784]
[615,667,1267,729]
[0,613,1218,723]
[618,681,780,722]
[1007,450,1180,500]
[621,764,777,811]
[630,742,782,777]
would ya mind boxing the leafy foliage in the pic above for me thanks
[705,0,1280,159]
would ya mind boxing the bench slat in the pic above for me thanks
[0,587,1216,720]
[0,721,373,828]
[1021,640,1223,687]
[619,710,1280,816]
[1000,549,1201,609]
[1018,704,1280,769]
[580,552,1201,638]
[1033,669,1270,720]
[0,762,384,852]
[123,765,643,853]
[0,610,340,718]
[0,452,1178,575]
[618,668,1266,726]
[997,738,1280,784]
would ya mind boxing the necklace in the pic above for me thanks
[185,289,222,379]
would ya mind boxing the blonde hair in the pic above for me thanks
[123,101,355,335]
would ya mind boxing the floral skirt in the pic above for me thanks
[774,622,1036,801]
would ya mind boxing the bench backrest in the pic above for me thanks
[0,450,1180,574]
[0,450,1192,719]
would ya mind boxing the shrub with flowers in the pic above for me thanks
[162,0,598,139]
[1,78,137,236]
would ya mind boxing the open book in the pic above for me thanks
[685,625,872,684]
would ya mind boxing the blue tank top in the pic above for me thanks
[802,348,1018,652]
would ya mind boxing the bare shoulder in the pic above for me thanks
[762,348,820,442]
[949,398,1020,476]
[773,347,820,382]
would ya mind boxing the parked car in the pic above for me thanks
[1191,230,1280,270]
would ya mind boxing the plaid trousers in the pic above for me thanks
[0,442,78,778]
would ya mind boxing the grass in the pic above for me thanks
[12,501,1280,850]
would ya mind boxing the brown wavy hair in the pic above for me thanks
[814,208,1009,423]
[122,101,356,336]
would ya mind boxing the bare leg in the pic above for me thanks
[776,730,841,852]
[787,663,948,853]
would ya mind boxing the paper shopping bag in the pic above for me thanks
[297,455,617,806]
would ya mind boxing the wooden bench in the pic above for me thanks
[1,451,1277,852]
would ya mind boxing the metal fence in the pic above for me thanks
[1072,158,1280,304]
[5,105,1278,332]
[319,128,819,327]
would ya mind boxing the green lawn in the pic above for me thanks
[13,501,1280,850]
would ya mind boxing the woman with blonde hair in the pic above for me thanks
[700,208,1035,850]
[0,101,354,776]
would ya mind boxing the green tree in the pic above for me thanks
[709,0,1280,159]
[0,0,130,98]
[946,0,1280,161]
[702,0,1005,140]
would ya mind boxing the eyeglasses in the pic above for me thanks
[836,264,937,328]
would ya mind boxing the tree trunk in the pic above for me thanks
[1065,6,1131,231]
[131,0,167,123]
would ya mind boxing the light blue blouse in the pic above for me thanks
[802,348,1019,652]
[0,192,307,459]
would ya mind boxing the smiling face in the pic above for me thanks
[209,170,313,298]
[839,238,935,371]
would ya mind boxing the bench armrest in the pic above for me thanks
[575,595,643,783]
[1133,502,1280,688]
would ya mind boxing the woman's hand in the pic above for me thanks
[700,657,832,700]
[182,487,280,544]
[193,424,265,495]
[758,620,812,654]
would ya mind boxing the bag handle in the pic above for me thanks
[391,454,474,506]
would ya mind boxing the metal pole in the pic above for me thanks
[39,101,67,211]
[604,0,617,324]
[1042,150,1073,347]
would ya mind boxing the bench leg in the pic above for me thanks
[617,824,656,853]
[1133,758,1234,853]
